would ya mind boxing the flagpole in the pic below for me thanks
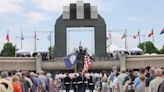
[50,32,52,59]
[15,36,18,56]
[34,31,36,52]
[152,29,154,45]
[125,30,127,49]
[138,30,141,44]
[21,31,23,49]
[143,34,147,53]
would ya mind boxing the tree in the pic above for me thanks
[0,42,15,57]
[138,41,159,54]
[159,46,164,54]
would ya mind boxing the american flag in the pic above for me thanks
[121,33,126,39]
[82,55,92,74]
[133,31,140,39]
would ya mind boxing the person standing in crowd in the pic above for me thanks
[0,83,7,92]
[148,68,163,92]
[102,78,108,92]
[112,72,120,92]
[135,73,145,92]
[12,75,22,92]
[145,66,151,77]
[72,74,77,92]
[45,73,50,92]
[46,73,53,92]
[117,68,127,92]
[145,68,155,92]
[23,72,33,92]
[21,71,32,92]
[77,73,85,92]
[15,72,26,92]
[108,66,118,92]
[30,72,39,92]
[64,73,71,92]
[88,76,94,92]
[95,78,102,92]
[0,72,13,92]
[82,74,88,92]
[133,68,145,89]
[123,69,135,92]
[157,70,164,92]
[38,71,47,92]
[53,79,61,92]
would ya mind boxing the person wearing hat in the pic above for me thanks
[88,76,94,92]
[77,73,84,92]
[71,74,78,92]
[64,73,71,92]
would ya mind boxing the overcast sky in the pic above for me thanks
[0,0,164,53]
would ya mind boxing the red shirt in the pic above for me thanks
[12,82,22,92]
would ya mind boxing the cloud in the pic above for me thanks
[127,16,164,24]
[25,12,49,24]
[0,0,23,15]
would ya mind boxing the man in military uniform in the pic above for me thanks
[64,74,71,92]
[77,73,83,92]
[82,74,87,92]
[72,74,77,92]
[77,73,87,92]
[88,76,94,92]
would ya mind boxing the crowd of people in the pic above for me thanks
[0,66,164,92]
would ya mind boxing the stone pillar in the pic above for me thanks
[36,54,42,73]
[120,53,126,69]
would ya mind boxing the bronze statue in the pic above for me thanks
[76,46,86,73]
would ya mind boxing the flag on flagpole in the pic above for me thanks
[82,55,92,74]
[121,33,126,39]
[47,33,51,42]
[148,30,154,37]
[160,28,164,35]
[21,31,24,40]
[106,32,111,40]
[133,31,140,39]
[5,31,10,41]
[34,33,39,40]
[34,32,36,39]
[65,53,78,69]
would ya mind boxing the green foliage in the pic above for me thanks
[138,41,159,54]
[159,46,164,54]
[0,42,15,57]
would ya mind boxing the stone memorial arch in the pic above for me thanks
[54,1,107,57]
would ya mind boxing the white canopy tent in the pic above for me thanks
[128,47,143,52]
[114,47,128,52]
[35,48,49,53]
[16,49,30,54]
[107,44,129,52]
[16,49,31,57]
